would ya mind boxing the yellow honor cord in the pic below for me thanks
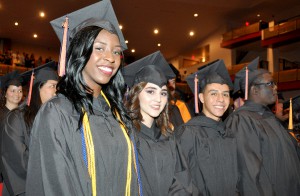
[100,91,133,196]
[82,112,97,196]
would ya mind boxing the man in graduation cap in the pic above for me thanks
[225,58,300,196]
[175,59,239,196]
[123,51,196,195]
[26,0,141,195]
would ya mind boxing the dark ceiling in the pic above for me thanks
[0,0,300,60]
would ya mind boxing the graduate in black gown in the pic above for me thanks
[0,71,23,128]
[0,71,23,186]
[225,57,300,196]
[123,51,195,195]
[2,63,58,196]
[25,1,140,195]
[175,59,239,196]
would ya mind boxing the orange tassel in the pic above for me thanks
[194,74,199,114]
[27,71,34,106]
[59,17,69,77]
[245,66,249,100]
[288,98,293,130]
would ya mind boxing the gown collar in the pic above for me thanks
[238,100,272,116]
[186,113,226,136]
[139,122,162,141]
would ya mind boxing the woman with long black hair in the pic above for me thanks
[25,1,140,195]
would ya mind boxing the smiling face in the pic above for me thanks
[138,83,168,127]
[82,29,122,96]
[199,83,230,121]
[5,85,23,109]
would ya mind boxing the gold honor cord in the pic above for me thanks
[82,112,97,196]
[100,91,133,196]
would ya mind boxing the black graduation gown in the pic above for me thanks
[1,108,29,196]
[137,123,194,195]
[0,106,10,183]
[175,114,238,196]
[0,106,10,128]
[225,101,300,196]
[169,103,184,127]
[25,94,139,195]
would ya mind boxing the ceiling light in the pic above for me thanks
[154,29,159,34]
[131,49,135,53]
[189,31,195,36]
[125,40,128,44]
[39,11,45,17]
[119,25,123,30]
[14,22,19,26]
[157,43,161,47]
[257,14,260,17]
[194,13,198,17]
[33,34,38,38]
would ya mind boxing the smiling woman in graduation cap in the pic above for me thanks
[0,71,23,113]
[1,62,58,196]
[25,1,140,195]
[225,58,300,196]
[0,71,23,186]
[123,51,196,195]
[175,59,239,196]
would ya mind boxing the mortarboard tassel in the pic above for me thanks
[26,71,34,106]
[58,17,69,77]
[245,66,249,100]
[288,98,293,130]
[194,74,199,114]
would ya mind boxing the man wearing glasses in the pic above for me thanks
[225,58,300,196]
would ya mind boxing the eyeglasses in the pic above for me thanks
[253,81,277,88]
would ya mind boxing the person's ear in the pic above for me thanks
[250,85,259,95]
[199,93,204,104]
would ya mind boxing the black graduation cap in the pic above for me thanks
[168,63,180,77]
[0,71,22,91]
[283,95,300,110]
[50,0,126,50]
[21,61,58,106]
[21,61,58,84]
[233,57,269,95]
[122,51,176,88]
[186,59,233,95]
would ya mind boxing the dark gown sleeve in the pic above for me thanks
[225,113,273,196]
[25,102,87,196]
[175,126,203,195]
[169,104,184,128]
[168,140,199,196]
[2,111,28,195]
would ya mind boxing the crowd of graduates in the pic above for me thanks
[0,0,299,195]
